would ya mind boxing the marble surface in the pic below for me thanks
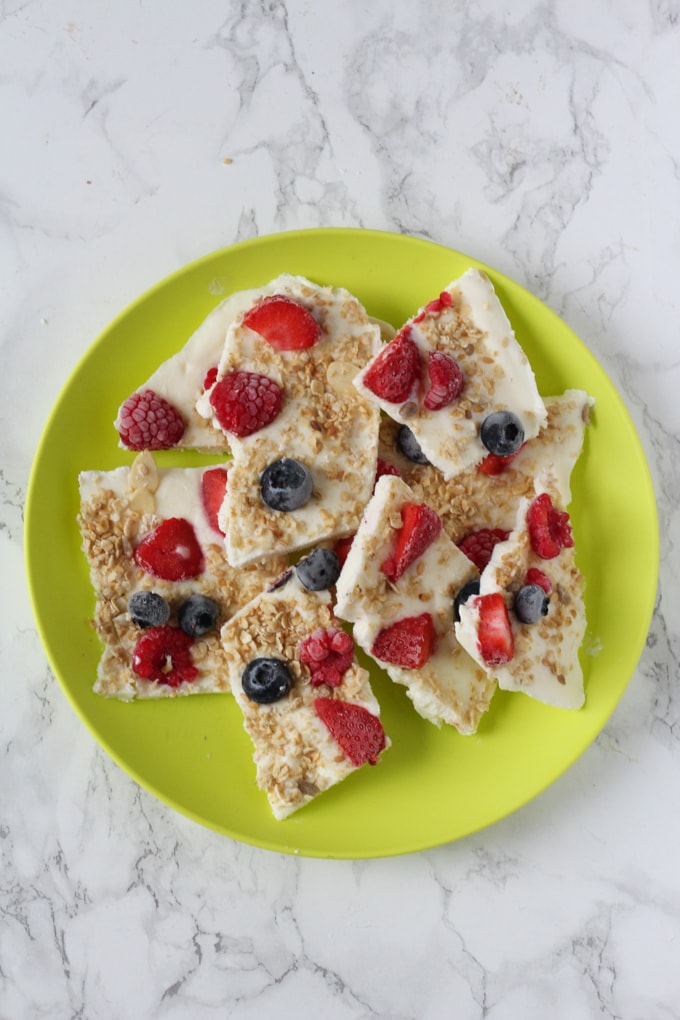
[2,1,678,1016]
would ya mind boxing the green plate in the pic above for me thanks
[24,228,658,858]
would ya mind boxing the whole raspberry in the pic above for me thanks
[423,351,464,411]
[131,626,198,688]
[299,627,354,687]
[116,389,185,450]
[527,493,574,559]
[209,370,283,438]
[458,527,510,571]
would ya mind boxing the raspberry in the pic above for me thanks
[423,351,464,411]
[413,290,453,322]
[458,528,510,571]
[478,444,525,476]
[314,697,387,766]
[525,567,552,594]
[381,503,442,583]
[362,327,421,404]
[131,626,198,688]
[209,370,283,438]
[371,613,436,669]
[116,389,185,451]
[375,458,401,483]
[242,295,321,350]
[134,517,205,581]
[299,627,354,687]
[527,493,574,559]
[333,534,355,567]
[203,365,218,390]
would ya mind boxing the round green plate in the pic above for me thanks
[25,228,658,858]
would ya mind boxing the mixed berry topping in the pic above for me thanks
[314,697,386,766]
[480,411,525,458]
[241,657,293,704]
[362,327,421,404]
[295,547,341,591]
[527,493,574,559]
[381,502,442,584]
[371,613,436,670]
[458,527,510,572]
[423,351,464,411]
[513,584,549,625]
[117,389,185,451]
[475,593,514,666]
[299,627,354,688]
[131,626,198,687]
[134,517,204,581]
[209,370,283,438]
[242,295,322,351]
[260,457,313,512]
[200,466,228,536]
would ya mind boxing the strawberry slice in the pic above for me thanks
[201,467,228,536]
[381,503,442,583]
[423,351,464,411]
[314,697,386,766]
[362,327,421,404]
[475,593,514,666]
[134,518,204,581]
[371,613,436,669]
[478,443,525,476]
[527,493,574,559]
[242,295,321,350]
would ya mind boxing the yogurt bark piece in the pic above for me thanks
[455,473,586,709]
[196,274,382,566]
[354,268,548,480]
[335,475,496,734]
[78,453,287,700]
[378,390,593,545]
[114,284,279,452]
[220,571,389,820]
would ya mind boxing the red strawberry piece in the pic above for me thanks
[375,458,402,483]
[458,528,510,571]
[527,493,574,559]
[299,626,354,688]
[381,503,442,583]
[478,443,526,476]
[423,351,464,411]
[362,327,421,404]
[203,365,218,390]
[475,593,514,666]
[242,295,321,350]
[134,517,205,581]
[131,626,198,688]
[525,567,552,594]
[209,370,282,438]
[413,290,453,322]
[116,388,185,451]
[314,697,386,766]
[201,467,228,536]
[371,613,436,669]
[333,534,355,567]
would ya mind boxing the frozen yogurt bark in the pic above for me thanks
[354,268,548,480]
[455,473,586,709]
[335,475,496,734]
[78,453,287,700]
[196,274,381,566]
[377,390,592,545]
[220,565,389,820]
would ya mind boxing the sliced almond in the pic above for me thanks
[326,360,362,397]
[128,451,159,494]
[127,488,156,514]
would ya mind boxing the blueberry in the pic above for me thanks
[480,411,525,457]
[296,547,341,591]
[453,577,480,622]
[178,594,220,637]
[396,424,430,465]
[260,458,313,512]
[128,591,170,628]
[514,584,549,624]
[242,657,293,704]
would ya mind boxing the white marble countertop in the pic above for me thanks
[2,1,678,1016]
